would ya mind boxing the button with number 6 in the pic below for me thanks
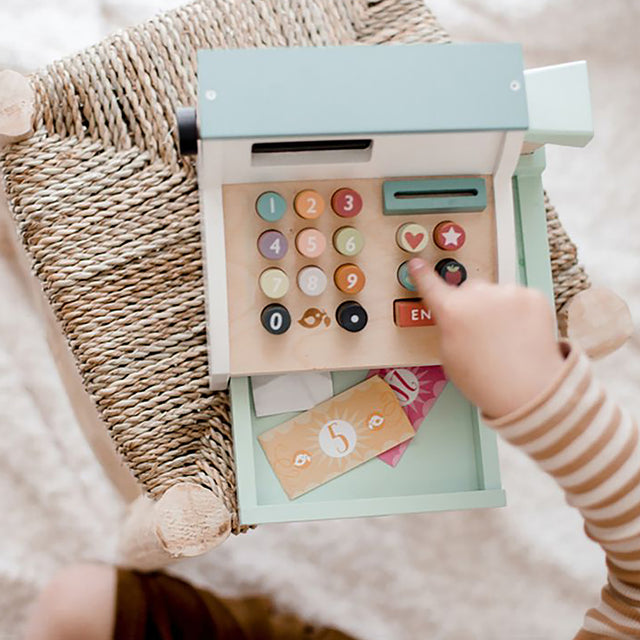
[297,266,327,297]
[259,267,289,299]
[258,230,288,260]
[333,226,364,256]
[261,304,291,335]
[334,263,365,294]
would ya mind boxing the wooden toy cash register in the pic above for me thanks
[178,43,593,525]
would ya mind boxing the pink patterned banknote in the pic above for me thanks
[366,366,448,467]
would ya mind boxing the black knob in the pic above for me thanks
[435,258,467,286]
[261,304,291,335]
[177,107,198,156]
[336,301,368,332]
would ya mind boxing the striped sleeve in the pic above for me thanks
[484,341,640,639]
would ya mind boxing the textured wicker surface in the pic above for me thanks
[0,0,588,535]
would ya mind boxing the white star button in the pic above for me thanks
[434,221,466,251]
[442,226,462,246]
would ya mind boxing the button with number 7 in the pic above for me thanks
[334,263,365,294]
[259,267,289,299]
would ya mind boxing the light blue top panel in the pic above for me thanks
[197,44,528,139]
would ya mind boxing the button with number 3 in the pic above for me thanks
[331,188,362,218]
[258,230,288,260]
[259,267,289,299]
[294,189,324,219]
[296,228,326,258]
[261,304,291,335]
[297,266,327,296]
[334,263,365,294]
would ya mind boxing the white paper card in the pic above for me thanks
[250,371,334,417]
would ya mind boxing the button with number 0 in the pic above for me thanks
[297,266,327,296]
[256,191,287,222]
[296,228,326,258]
[259,267,289,299]
[261,304,291,335]
[294,189,324,219]
[334,263,365,294]
[258,230,288,260]
[333,226,364,256]
[331,188,363,218]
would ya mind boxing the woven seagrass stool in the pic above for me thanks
[0,0,633,570]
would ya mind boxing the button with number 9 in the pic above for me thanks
[297,266,327,296]
[258,230,288,260]
[256,191,287,222]
[259,267,289,299]
[333,226,364,256]
[294,189,325,219]
[296,228,326,258]
[331,188,362,218]
[334,263,365,294]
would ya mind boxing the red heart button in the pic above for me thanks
[405,232,424,250]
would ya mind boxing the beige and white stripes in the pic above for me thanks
[486,341,640,639]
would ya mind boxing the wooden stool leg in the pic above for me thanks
[117,483,231,570]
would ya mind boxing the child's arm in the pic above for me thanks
[410,259,640,639]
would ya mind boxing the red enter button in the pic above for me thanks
[394,299,436,327]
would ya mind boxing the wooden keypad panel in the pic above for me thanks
[221,176,496,376]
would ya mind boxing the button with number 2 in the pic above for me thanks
[294,189,324,219]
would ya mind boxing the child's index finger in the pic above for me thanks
[408,258,455,319]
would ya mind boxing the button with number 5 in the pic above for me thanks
[334,263,365,294]
[261,304,291,335]
[259,267,289,299]
[258,230,288,260]
[331,188,362,218]
[296,228,326,258]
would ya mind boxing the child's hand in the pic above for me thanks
[409,259,566,419]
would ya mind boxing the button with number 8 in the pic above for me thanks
[334,263,365,294]
[298,266,327,297]
[296,228,326,258]
[258,230,288,260]
[333,226,364,257]
[261,304,291,335]
[259,267,289,299]
[294,189,324,219]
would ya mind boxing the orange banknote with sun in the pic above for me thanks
[258,376,415,499]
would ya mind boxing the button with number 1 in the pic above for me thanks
[259,267,289,299]
[256,191,286,222]
[334,263,365,294]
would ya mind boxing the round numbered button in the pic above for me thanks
[435,258,467,286]
[433,221,466,251]
[294,189,325,219]
[258,230,288,260]
[256,191,286,222]
[259,267,289,299]
[296,228,326,258]
[336,301,368,333]
[397,261,416,292]
[331,188,363,218]
[333,226,364,257]
[261,304,291,335]
[297,266,328,297]
[396,222,428,253]
[334,264,365,294]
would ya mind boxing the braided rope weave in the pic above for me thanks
[0,0,588,534]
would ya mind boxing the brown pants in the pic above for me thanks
[114,569,357,640]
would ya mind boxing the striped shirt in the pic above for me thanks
[485,341,640,639]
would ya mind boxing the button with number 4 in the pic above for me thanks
[261,304,291,335]
[296,228,326,258]
[294,189,324,219]
[298,266,327,297]
[333,226,364,256]
[259,267,289,299]
[258,230,288,260]
[334,264,365,294]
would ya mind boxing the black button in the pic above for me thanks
[435,259,467,286]
[176,107,198,156]
[261,304,291,335]
[336,301,368,332]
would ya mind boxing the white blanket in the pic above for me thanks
[1,1,638,637]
